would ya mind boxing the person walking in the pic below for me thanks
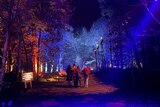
[77,66,82,87]
[66,65,73,87]
[82,66,90,88]
[72,64,79,88]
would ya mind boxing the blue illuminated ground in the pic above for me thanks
[2,74,159,107]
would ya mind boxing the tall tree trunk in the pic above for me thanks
[22,36,29,72]
[8,49,12,73]
[0,31,9,81]
[0,0,14,83]
[131,33,141,69]
[37,1,42,79]
[17,33,22,75]
[119,33,123,69]
[37,29,42,79]
[126,28,141,69]
[132,39,141,69]
[109,35,113,67]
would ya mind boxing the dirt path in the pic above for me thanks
[10,74,160,107]
[27,75,118,96]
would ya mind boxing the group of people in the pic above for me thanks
[66,64,90,88]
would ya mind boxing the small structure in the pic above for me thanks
[22,72,33,89]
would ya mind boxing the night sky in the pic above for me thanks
[71,0,160,30]
[70,0,136,29]
[71,0,101,30]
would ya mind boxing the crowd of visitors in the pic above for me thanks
[66,64,90,88]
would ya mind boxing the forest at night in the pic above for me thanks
[0,0,160,107]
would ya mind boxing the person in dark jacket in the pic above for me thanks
[77,66,82,87]
[66,65,73,87]
[72,64,79,88]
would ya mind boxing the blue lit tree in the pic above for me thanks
[59,18,108,70]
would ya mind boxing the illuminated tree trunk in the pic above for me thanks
[7,49,12,72]
[32,44,38,79]
[37,29,41,78]
[30,28,38,79]
[22,37,29,72]
[0,0,13,83]
[109,34,113,67]
[0,31,9,81]
[17,34,22,74]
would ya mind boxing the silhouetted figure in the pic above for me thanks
[77,66,82,87]
[66,65,73,87]
[72,64,79,88]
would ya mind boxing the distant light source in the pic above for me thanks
[45,62,48,73]
[35,63,37,73]
[11,64,14,72]
[155,0,157,1]
[96,44,99,49]
[100,37,103,45]
[51,64,53,73]
[56,66,59,72]
[96,44,99,47]
[90,67,94,71]
[41,64,43,72]
[109,63,112,68]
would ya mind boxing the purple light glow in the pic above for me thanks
[134,1,159,36]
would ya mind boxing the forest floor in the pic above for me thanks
[1,74,160,107]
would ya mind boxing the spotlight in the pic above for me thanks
[100,37,103,45]
[96,44,99,49]
[100,37,103,40]
[96,44,99,47]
